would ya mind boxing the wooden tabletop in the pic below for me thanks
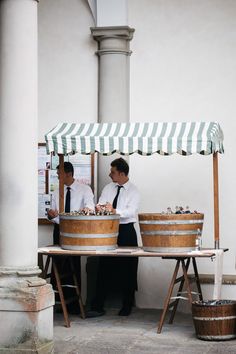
[38,246,227,258]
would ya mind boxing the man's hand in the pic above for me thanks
[95,203,115,214]
[47,209,59,219]
[95,204,103,212]
[81,207,94,214]
[105,202,115,214]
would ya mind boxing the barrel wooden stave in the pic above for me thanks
[142,234,196,248]
[139,213,204,252]
[60,219,118,234]
[59,214,120,251]
[192,302,236,340]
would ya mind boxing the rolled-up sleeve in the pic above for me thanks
[98,185,110,205]
[83,185,95,210]
[48,191,59,224]
[116,189,140,220]
[98,182,140,223]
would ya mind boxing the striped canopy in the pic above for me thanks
[45,122,224,156]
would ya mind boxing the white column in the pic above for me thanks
[0,0,54,352]
[91,26,134,192]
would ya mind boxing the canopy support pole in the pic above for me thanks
[59,154,64,213]
[213,152,219,249]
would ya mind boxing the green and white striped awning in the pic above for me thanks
[45,122,224,156]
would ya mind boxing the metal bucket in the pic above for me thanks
[59,214,120,251]
[139,213,204,252]
[192,300,236,341]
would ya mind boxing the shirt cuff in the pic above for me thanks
[47,216,59,224]
[115,208,122,217]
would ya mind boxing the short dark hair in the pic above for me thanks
[111,158,129,176]
[56,162,74,177]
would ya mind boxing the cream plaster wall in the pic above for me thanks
[38,0,236,309]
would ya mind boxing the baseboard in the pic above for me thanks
[189,274,236,285]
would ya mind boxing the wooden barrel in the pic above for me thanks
[59,214,120,251]
[192,301,236,341]
[138,213,204,252]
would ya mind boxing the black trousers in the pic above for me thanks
[53,223,60,245]
[91,223,138,310]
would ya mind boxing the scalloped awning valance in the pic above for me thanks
[45,121,224,156]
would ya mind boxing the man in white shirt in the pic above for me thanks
[48,161,94,244]
[89,158,140,317]
[47,161,94,314]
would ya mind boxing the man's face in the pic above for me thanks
[109,166,123,184]
[57,169,72,185]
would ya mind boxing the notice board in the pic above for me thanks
[38,143,94,224]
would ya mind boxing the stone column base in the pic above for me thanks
[0,268,54,353]
[0,341,53,354]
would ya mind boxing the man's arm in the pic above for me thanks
[104,187,140,219]
[98,185,110,205]
[116,190,140,219]
[47,192,59,223]
[83,185,95,210]
[47,209,59,220]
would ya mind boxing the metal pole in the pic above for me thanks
[213,152,219,249]
[59,154,64,213]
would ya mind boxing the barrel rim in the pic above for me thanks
[192,300,236,307]
[138,213,204,220]
[59,214,120,220]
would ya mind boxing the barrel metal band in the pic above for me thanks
[139,220,203,225]
[60,232,118,238]
[193,315,236,321]
[143,246,194,252]
[141,230,199,236]
[61,245,117,251]
[197,334,236,340]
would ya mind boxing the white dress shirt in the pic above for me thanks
[98,180,140,224]
[50,180,94,224]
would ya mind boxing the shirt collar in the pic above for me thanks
[64,179,76,191]
[114,180,130,191]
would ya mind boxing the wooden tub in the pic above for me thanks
[59,214,120,251]
[139,213,204,252]
[192,300,236,340]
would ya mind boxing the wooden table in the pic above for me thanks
[38,246,220,332]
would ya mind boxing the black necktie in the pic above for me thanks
[112,185,123,209]
[65,187,71,213]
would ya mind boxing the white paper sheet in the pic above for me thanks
[38,194,51,218]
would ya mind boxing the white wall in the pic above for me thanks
[128,0,236,307]
[38,0,97,143]
[38,0,236,309]
[38,0,97,248]
[96,0,128,26]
